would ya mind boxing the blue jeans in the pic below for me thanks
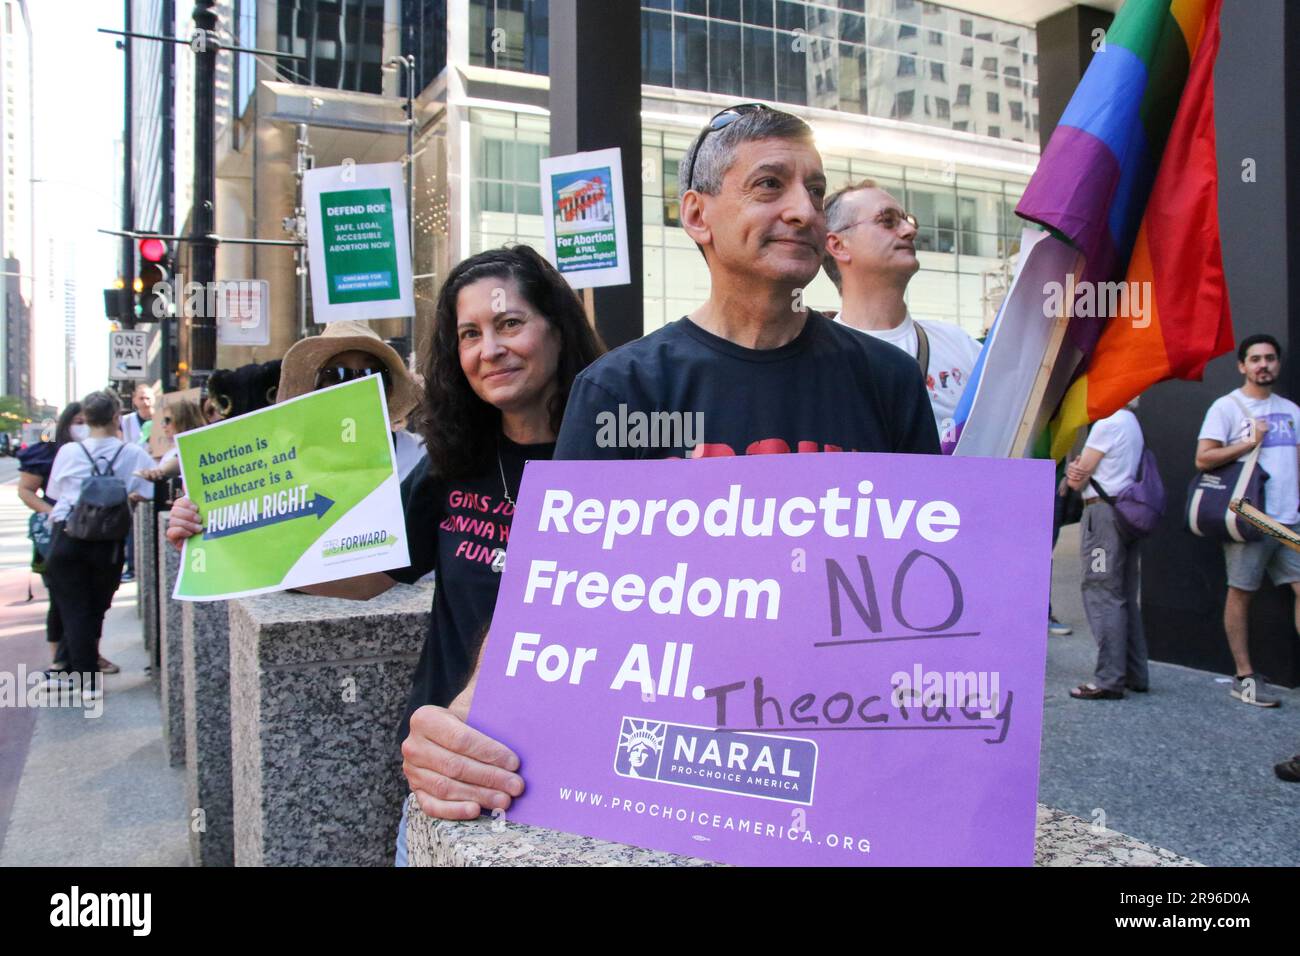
[395,797,409,867]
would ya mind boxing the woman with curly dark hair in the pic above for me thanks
[167,244,603,862]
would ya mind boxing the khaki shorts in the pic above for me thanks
[1224,526,1300,590]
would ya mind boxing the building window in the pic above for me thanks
[953,120,968,132]
[742,25,775,100]
[928,30,942,45]
[708,19,742,96]
[674,13,708,92]
[743,0,773,27]
[959,19,972,37]
[897,55,915,77]
[930,61,944,82]
[987,125,1000,138]
[898,24,917,40]
[892,89,914,118]
[935,97,949,119]
[981,56,998,76]
[960,47,972,67]
[956,83,970,106]
[642,10,673,86]
[1009,101,1023,122]
[1004,65,1021,89]
[987,92,999,112]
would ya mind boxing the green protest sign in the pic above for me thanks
[304,161,416,323]
[172,375,410,601]
[319,187,401,304]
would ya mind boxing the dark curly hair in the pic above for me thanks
[421,245,605,479]
[53,402,83,447]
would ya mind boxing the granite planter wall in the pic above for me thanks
[157,513,185,768]
[135,504,159,671]
[229,582,430,867]
[404,797,1200,867]
[182,597,234,866]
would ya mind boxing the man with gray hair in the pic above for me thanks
[823,180,982,450]
[553,104,938,461]
[399,104,940,823]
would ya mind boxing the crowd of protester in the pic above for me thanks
[20,102,1292,864]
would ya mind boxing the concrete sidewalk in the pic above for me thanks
[0,575,189,867]
[1044,524,1300,867]
[0,476,1295,866]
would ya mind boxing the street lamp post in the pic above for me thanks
[385,55,416,361]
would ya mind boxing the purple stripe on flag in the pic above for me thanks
[1016,125,1122,266]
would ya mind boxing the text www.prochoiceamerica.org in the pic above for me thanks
[557,787,870,853]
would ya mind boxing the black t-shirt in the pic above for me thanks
[388,436,555,743]
[17,441,58,504]
[554,312,940,460]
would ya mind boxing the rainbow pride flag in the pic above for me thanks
[1015,0,1233,460]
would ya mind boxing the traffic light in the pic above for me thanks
[137,238,173,321]
[103,283,132,322]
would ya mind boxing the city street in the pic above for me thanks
[0,452,1294,866]
[0,459,187,866]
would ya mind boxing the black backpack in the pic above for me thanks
[64,443,133,541]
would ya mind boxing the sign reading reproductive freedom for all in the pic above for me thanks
[172,376,409,601]
[470,453,1054,866]
[539,147,631,289]
[304,161,415,323]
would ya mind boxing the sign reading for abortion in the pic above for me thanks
[172,375,409,601]
[539,147,631,289]
[470,453,1054,866]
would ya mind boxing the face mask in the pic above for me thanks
[70,424,90,441]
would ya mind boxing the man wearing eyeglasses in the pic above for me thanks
[823,180,982,452]
[554,104,938,461]
[400,105,939,829]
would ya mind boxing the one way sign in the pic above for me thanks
[110,330,149,380]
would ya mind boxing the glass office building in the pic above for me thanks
[432,0,1041,336]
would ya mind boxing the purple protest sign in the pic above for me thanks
[469,453,1055,866]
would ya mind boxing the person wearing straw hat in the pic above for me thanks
[166,245,605,864]
[276,319,426,480]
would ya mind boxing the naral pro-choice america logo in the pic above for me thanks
[613,717,817,806]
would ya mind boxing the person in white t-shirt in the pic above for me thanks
[1196,333,1300,708]
[44,391,156,699]
[1064,401,1148,700]
[119,383,155,448]
[822,179,982,450]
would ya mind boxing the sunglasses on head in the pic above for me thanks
[682,103,771,195]
[313,365,393,391]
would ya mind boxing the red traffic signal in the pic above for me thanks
[138,237,168,263]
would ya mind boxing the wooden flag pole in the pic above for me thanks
[1011,252,1086,458]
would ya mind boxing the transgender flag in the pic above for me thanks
[1016,0,1233,460]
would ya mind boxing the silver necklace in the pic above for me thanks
[497,442,514,507]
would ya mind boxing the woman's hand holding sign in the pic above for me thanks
[402,639,526,820]
[402,703,525,819]
[166,495,204,549]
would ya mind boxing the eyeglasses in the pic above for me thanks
[682,103,770,195]
[314,365,393,391]
[832,208,919,234]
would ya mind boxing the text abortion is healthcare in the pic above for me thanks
[524,481,962,623]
